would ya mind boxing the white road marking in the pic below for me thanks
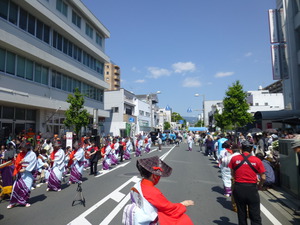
[67,176,140,225]
[67,146,177,225]
[95,161,130,178]
[260,203,282,225]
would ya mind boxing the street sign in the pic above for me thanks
[129,117,135,122]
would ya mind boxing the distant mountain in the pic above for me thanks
[183,116,199,124]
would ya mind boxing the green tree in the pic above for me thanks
[64,88,90,138]
[220,80,253,131]
[194,119,204,127]
[164,121,171,130]
[214,109,228,131]
[171,112,186,129]
[171,112,184,122]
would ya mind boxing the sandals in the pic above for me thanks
[25,203,31,207]
[7,204,16,209]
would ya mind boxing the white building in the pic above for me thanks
[104,89,160,137]
[157,108,172,131]
[0,0,110,140]
[247,87,284,114]
[104,89,136,137]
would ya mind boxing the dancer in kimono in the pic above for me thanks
[124,137,132,160]
[36,149,50,184]
[110,138,119,165]
[123,156,194,224]
[144,137,151,153]
[187,133,193,151]
[47,142,65,192]
[101,140,112,170]
[0,142,16,200]
[135,137,143,157]
[218,141,233,197]
[7,142,37,208]
[68,142,85,184]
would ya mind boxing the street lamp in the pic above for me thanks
[194,93,205,127]
[147,91,161,130]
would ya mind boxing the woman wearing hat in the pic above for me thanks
[134,155,194,224]
[46,142,65,192]
[7,142,37,208]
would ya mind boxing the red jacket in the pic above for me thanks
[141,179,194,225]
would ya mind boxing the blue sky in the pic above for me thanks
[83,0,276,117]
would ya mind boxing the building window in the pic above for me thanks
[85,23,93,39]
[3,106,14,119]
[19,8,28,31]
[72,10,81,28]
[9,2,18,25]
[56,0,68,17]
[0,0,8,19]
[0,48,5,72]
[17,55,26,78]
[28,13,36,35]
[26,59,33,80]
[6,52,15,75]
[96,33,103,47]
[139,110,144,116]
[255,103,259,106]
[113,107,119,113]
[125,108,132,115]
[265,102,268,106]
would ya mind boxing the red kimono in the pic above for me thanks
[141,179,194,225]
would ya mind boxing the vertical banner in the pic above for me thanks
[280,43,289,79]
[268,9,279,44]
[271,45,281,80]
[66,132,73,150]
[277,8,286,43]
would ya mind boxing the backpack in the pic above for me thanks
[122,182,158,225]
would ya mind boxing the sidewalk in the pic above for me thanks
[266,185,300,218]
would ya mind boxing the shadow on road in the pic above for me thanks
[212,216,236,225]
[211,186,223,195]
[216,196,233,211]
[30,194,47,204]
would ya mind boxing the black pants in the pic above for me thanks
[233,183,262,225]
[119,149,124,162]
[90,161,98,175]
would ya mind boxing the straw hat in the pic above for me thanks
[137,156,172,177]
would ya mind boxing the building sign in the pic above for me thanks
[66,132,73,149]
[280,43,289,79]
[271,45,281,80]
[268,9,279,44]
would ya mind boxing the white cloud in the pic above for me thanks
[214,71,234,78]
[172,62,196,73]
[132,67,141,73]
[182,77,201,87]
[147,67,172,79]
[244,52,253,57]
[134,79,146,83]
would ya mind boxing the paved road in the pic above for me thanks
[0,143,299,224]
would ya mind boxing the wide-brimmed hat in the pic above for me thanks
[137,156,172,177]
[291,139,300,149]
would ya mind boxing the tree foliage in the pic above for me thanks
[171,112,184,122]
[194,119,204,127]
[217,80,253,131]
[171,112,186,128]
[64,88,90,138]
[164,121,171,130]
